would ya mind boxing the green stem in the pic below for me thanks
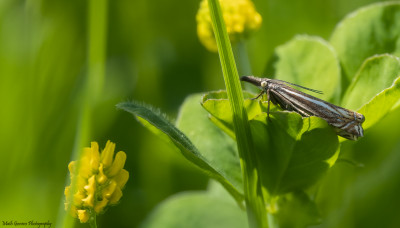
[234,41,252,76]
[56,1,108,227]
[89,212,98,228]
[233,41,258,93]
[207,0,267,227]
[267,212,278,228]
[88,0,108,102]
[85,2,107,228]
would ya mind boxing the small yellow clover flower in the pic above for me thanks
[196,0,262,52]
[65,140,129,223]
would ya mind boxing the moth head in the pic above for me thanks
[261,80,268,88]
[240,76,263,87]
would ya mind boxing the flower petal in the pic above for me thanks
[100,140,115,168]
[77,210,89,223]
[90,142,100,171]
[103,180,117,199]
[107,151,127,177]
[114,169,129,189]
[94,198,109,214]
[82,175,96,207]
[109,187,123,205]
[97,163,108,185]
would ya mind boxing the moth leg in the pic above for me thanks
[251,90,264,100]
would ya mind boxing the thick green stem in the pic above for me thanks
[234,41,252,76]
[207,0,267,227]
[233,41,258,93]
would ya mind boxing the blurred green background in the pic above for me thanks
[0,0,399,227]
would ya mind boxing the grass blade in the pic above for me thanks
[207,0,267,227]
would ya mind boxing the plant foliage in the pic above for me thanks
[119,2,400,228]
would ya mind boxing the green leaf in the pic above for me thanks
[268,191,321,228]
[176,93,243,197]
[359,77,400,130]
[330,2,400,82]
[202,93,340,194]
[141,190,247,228]
[117,101,244,203]
[342,54,400,130]
[267,35,341,102]
[201,91,278,139]
[343,54,400,109]
[250,112,339,195]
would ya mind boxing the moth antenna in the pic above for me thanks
[274,79,324,94]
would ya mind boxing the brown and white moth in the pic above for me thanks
[241,76,365,140]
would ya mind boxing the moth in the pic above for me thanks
[240,76,365,140]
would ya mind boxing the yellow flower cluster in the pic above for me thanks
[64,141,129,223]
[196,0,262,52]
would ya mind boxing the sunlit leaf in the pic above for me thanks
[117,101,244,203]
[203,94,339,195]
[267,35,341,102]
[201,91,279,138]
[342,54,400,130]
[330,2,400,82]
[141,190,247,228]
[250,112,339,195]
[358,77,400,130]
[176,93,243,197]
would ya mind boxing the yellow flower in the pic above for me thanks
[64,140,129,223]
[77,210,90,223]
[196,0,262,52]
